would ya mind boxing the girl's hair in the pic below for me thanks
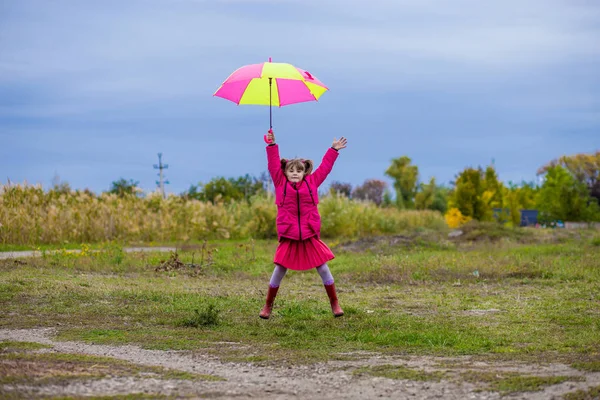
[281,158,314,175]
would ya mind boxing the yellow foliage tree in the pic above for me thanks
[444,207,471,228]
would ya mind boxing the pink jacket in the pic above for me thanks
[267,144,339,241]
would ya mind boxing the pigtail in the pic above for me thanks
[280,159,288,171]
[303,160,314,175]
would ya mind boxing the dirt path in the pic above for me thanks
[1,329,599,399]
[0,247,177,260]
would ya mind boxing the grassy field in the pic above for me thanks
[1,227,599,372]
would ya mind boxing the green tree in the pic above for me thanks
[538,151,600,202]
[502,181,539,226]
[415,177,448,213]
[385,156,419,209]
[229,174,266,200]
[536,165,600,223]
[199,177,240,204]
[450,165,505,221]
[109,178,140,197]
[483,166,503,209]
[513,181,537,210]
[382,189,394,207]
[185,175,265,204]
[450,167,492,221]
[182,184,203,201]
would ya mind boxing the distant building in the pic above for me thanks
[519,209,538,227]
[492,208,538,227]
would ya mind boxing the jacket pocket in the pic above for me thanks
[307,213,321,234]
[276,216,294,237]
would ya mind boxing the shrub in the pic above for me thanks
[179,303,220,328]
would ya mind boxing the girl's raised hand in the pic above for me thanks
[332,137,347,151]
[266,130,276,144]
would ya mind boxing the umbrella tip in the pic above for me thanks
[268,57,272,62]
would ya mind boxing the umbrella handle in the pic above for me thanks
[264,129,273,144]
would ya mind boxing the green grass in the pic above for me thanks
[462,371,583,394]
[563,385,600,400]
[1,238,599,371]
[571,360,600,372]
[0,341,52,352]
[178,303,221,327]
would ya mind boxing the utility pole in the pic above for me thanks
[154,153,169,198]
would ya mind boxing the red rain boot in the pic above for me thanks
[324,283,344,317]
[259,286,279,319]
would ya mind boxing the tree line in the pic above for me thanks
[105,151,600,226]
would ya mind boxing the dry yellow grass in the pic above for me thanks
[0,184,447,245]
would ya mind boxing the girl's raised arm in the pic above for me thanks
[266,131,285,186]
[312,137,347,187]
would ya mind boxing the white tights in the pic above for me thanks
[269,263,334,288]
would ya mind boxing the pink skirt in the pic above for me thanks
[274,236,335,271]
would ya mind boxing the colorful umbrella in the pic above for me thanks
[214,58,328,141]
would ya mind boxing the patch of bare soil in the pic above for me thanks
[2,329,600,399]
[335,233,445,253]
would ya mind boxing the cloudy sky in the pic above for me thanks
[1,0,599,194]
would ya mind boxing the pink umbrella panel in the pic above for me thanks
[214,61,329,133]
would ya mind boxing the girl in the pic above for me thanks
[259,129,348,319]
